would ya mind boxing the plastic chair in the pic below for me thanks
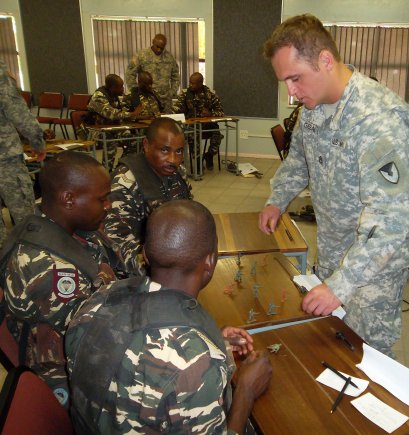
[270,124,287,161]
[53,94,91,139]
[0,366,74,435]
[36,92,64,129]
[70,110,88,140]
[20,91,32,108]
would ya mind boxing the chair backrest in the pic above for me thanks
[37,92,64,118]
[70,110,88,139]
[270,124,287,161]
[66,93,92,112]
[0,289,19,368]
[0,367,74,435]
[20,91,32,108]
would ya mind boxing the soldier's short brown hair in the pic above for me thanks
[264,14,340,68]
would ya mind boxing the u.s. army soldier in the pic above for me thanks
[66,200,272,434]
[259,14,409,357]
[125,33,180,113]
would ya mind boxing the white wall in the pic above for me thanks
[1,0,30,90]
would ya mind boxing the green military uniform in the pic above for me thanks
[87,86,137,171]
[0,60,45,248]
[123,86,163,118]
[172,85,225,161]
[266,68,409,355]
[103,153,192,274]
[66,276,237,434]
[0,211,125,406]
[125,47,180,113]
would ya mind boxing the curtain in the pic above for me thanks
[0,16,21,88]
[92,18,199,91]
[326,25,409,102]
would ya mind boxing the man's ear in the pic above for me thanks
[61,191,74,209]
[142,246,150,266]
[142,137,149,154]
[319,49,335,71]
[204,251,217,277]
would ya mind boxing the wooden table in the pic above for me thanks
[214,212,308,273]
[245,317,409,434]
[198,252,311,329]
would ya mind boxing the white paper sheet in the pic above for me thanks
[356,343,409,406]
[23,153,30,160]
[351,393,409,433]
[56,143,83,150]
[292,274,347,319]
[316,368,368,397]
[238,163,259,176]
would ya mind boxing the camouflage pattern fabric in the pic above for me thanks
[266,68,409,354]
[123,86,163,118]
[125,47,180,113]
[172,85,225,155]
[87,86,137,171]
[66,278,234,434]
[103,162,193,274]
[0,59,45,248]
[2,212,122,406]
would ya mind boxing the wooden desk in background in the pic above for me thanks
[245,317,409,434]
[214,212,308,273]
[198,252,311,329]
[184,116,239,180]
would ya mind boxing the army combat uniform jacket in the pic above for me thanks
[66,277,236,434]
[125,47,180,112]
[103,153,193,274]
[0,213,125,406]
[267,68,409,354]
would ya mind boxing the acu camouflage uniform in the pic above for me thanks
[66,276,237,435]
[266,68,409,355]
[123,86,164,118]
[0,59,45,248]
[103,153,193,274]
[0,212,125,407]
[172,85,225,156]
[87,86,138,171]
[125,47,180,113]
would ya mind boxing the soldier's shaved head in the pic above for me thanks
[151,34,167,56]
[40,151,105,201]
[145,200,217,272]
[105,74,123,88]
[190,72,203,83]
[145,117,183,142]
[189,72,204,92]
[153,34,167,44]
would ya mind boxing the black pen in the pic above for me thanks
[321,361,359,389]
[331,377,351,413]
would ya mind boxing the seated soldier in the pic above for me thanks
[0,151,125,407]
[124,71,164,118]
[103,117,192,274]
[172,72,224,170]
[87,74,142,171]
[66,200,272,434]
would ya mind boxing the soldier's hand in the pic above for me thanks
[32,149,47,162]
[201,108,211,117]
[131,104,144,118]
[302,283,342,316]
[258,204,281,234]
[235,351,272,402]
[221,326,254,355]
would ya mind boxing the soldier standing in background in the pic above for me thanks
[172,72,224,170]
[0,59,45,249]
[125,33,180,113]
[259,14,409,357]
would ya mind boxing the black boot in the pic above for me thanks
[203,152,214,170]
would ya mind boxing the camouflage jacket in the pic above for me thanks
[87,86,135,125]
[0,60,45,160]
[172,85,224,118]
[66,277,235,434]
[123,86,163,118]
[103,155,193,274]
[1,212,123,387]
[125,47,180,104]
[267,68,409,304]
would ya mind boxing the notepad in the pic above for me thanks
[56,143,83,150]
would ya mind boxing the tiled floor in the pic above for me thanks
[194,156,409,367]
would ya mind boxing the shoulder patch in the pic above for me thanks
[53,265,79,303]
[379,162,399,184]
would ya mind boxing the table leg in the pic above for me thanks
[102,131,109,171]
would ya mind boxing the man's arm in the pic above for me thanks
[125,54,139,90]
[88,91,139,122]
[209,91,224,117]
[169,56,180,97]
[103,168,146,274]
[171,91,187,114]
[259,123,309,233]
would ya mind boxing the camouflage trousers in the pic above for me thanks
[0,155,35,248]
[187,123,224,156]
[319,266,408,357]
